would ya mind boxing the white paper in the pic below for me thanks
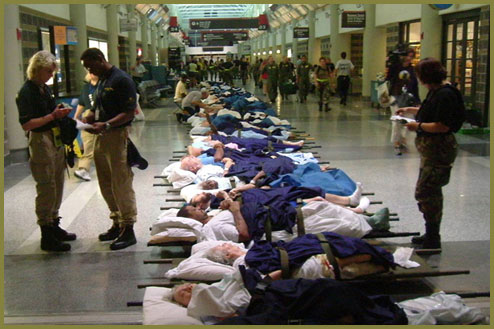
[393,247,420,268]
[75,119,94,130]
[390,115,416,123]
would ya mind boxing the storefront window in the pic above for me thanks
[89,39,109,61]
[399,20,421,66]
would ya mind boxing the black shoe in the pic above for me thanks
[110,225,137,250]
[40,226,71,252]
[318,103,323,112]
[52,217,77,241]
[325,104,331,112]
[98,224,120,241]
[421,234,441,250]
[175,113,183,123]
[411,234,426,244]
[340,99,344,104]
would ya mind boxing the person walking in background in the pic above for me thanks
[80,48,138,251]
[239,57,250,86]
[314,57,333,112]
[16,50,76,252]
[335,52,354,106]
[296,55,311,103]
[279,56,295,101]
[265,56,279,103]
[396,58,465,251]
[73,72,99,182]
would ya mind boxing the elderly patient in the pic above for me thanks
[177,196,390,243]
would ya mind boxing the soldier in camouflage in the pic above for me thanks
[296,55,311,103]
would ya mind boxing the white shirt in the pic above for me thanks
[202,211,239,242]
[335,59,354,77]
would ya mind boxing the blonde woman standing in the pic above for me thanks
[16,50,76,252]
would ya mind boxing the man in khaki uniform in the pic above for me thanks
[80,48,138,250]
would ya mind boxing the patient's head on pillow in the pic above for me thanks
[172,283,197,307]
[190,192,213,210]
[180,155,203,173]
[177,205,208,223]
[199,180,219,190]
[205,243,246,265]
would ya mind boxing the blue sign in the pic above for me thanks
[66,26,78,45]
[430,4,453,10]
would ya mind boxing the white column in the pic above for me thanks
[419,4,443,98]
[329,4,342,64]
[162,30,169,65]
[127,5,137,68]
[106,4,119,67]
[4,4,27,151]
[69,4,87,92]
[362,4,386,97]
[141,14,149,60]
[292,21,298,61]
[308,11,316,64]
[281,24,287,57]
[264,33,269,57]
[150,24,157,65]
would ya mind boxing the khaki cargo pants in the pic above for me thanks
[28,130,66,226]
[93,126,137,225]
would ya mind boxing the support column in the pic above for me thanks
[362,4,386,97]
[281,24,287,57]
[162,30,169,65]
[4,4,27,152]
[127,5,137,68]
[419,4,443,98]
[150,24,157,65]
[292,21,298,61]
[264,33,269,58]
[329,4,343,64]
[308,10,316,64]
[271,30,276,57]
[69,4,87,92]
[141,14,149,60]
[106,4,119,67]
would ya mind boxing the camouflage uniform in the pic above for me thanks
[297,62,311,102]
[278,62,294,99]
[315,65,332,110]
[266,63,279,103]
[415,134,458,225]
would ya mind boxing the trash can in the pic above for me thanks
[370,80,386,108]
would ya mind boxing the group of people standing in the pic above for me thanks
[16,48,140,252]
[250,52,354,110]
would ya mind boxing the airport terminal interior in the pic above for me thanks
[3,3,491,325]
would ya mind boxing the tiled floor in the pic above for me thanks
[3,80,490,324]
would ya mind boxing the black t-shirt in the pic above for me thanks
[16,80,57,132]
[222,61,234,70]
[416,84,465,136]
[239,61,249,71]
[93,66,137,126]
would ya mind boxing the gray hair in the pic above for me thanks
[204,246,232,265]
[27,50,58,80]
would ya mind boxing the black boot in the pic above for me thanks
[98,223,120,241]
[110,224,137,250]
[318,103,323,112]
[40,225,71,252]
[325,104,331,112]
[52,217,77,241]
[421,222,441,249]
[411,234,426,244]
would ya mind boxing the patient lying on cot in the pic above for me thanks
[177,196,390,243]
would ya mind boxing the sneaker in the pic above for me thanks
[74,169,91,181]
[394,147,402,156]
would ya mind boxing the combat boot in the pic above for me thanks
[318,103,323,111]
[325,104,331,112]
[98,223,120,241]
[40,225,71,252]
[110,224,137,250]
[421,222,441,250]
[53,217,77,241]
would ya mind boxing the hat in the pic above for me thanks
[127,138,148,170]
[200,87,209,93]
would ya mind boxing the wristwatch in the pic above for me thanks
[417,122,423,132]
[105,122,111,130]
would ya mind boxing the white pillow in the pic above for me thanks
[143,287,203,325]
[151,215,203,237]
[167,168,197,189]
[161,161,181,177]
[165,257,235,281]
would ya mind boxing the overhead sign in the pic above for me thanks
[120,18,138,32]
[202,31,249,42]
[341,11,366,28]
[169,26,179,33]
[53,26,78,45]
[293,27,309,38]
[203,47,224,52]
[190,18,259,30]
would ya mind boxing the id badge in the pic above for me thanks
[51,127,63,147]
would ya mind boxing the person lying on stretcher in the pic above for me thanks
[177,193,390,243]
